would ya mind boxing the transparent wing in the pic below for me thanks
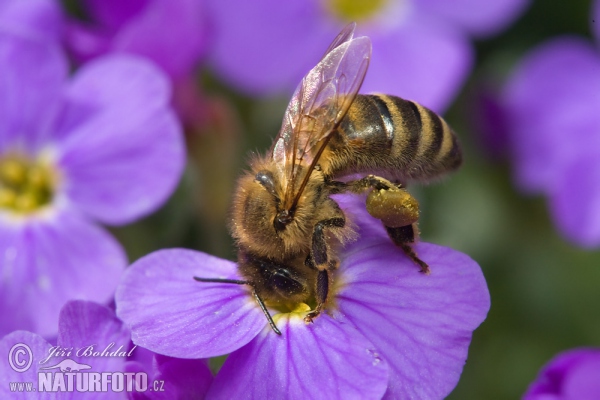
[323,22,357,56]
[272,24,371,208]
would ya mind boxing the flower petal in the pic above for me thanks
[562,356,600,400]
[82,0,149,32]
[116,249,266,358]
[148,355,213,400]
[54,55,185,225]
[208,314,389,399]
[0,211,126,337]
[334,196,490,399]
[0,331,55,400]
[0,0,63,40]
[363,15,472,112]
[0,30,67,152]
[206,0,335,95]
[417,0,530,37]
[57,300,131,373]
[502,37,600,193]
[524,348,600,400]
[112,0,207,78]
[549,154,600,247]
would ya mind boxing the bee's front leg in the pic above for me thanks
[304,269,329,324]
[311,216,345,271]
[304,215,345,323]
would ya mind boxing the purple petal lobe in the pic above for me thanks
[502,37,600,193]
[0,30,67,151]
[334,197,490,399]
[206,0,336,95]
[0,331,55,400]
[0,211,127,337]
[208,314,388,400]
[417,0,530,37]
[57,300,131,373]
[0,0,63,40]
[55,54,185,225]
[550,154,600,247]
[82,0,149,31]
[363,16,472,112]
[148,355,213,400]
[116,249,265,358]
[524,348,600,400]
[112,0,207,78]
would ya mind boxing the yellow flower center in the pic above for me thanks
[0,153,57,214]
[328,0,388,22]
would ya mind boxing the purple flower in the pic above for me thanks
[0,28,185,337]
[116,195,490,399]
[0,0,63,39]
[206,0,529,111]
[524,348,600,400]
[65,0,207,80]
[65,0,208,126]
[500,0,600,247]
[0,301,212,399]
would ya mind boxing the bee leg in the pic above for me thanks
[304,269,329,324]
[350,175,429,274]
[385,224,430,275]
[311,217,345,271]
[342,174,397,193]
[304,213,343,323]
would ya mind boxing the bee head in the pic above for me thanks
[237,251,310,305]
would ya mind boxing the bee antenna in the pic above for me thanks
[193,277,249,285]
[252,290,282,335]
[193,277,282,335]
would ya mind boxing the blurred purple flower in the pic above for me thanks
[116,195,490,399]
[65,0,208,126]
[206,0,529,112]
[524,348,600,400]
[0,0,63,39]
[0,301,212,399]
[500,0,600,247]
[0,29,185,337]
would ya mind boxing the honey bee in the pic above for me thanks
[195,23,462,335]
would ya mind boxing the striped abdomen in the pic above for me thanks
[322,94,462,182]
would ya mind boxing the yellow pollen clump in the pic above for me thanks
[0,153,56,214]
[328,0,388,22]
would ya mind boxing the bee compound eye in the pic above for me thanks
[271,269,304,295]
[255,170,277,197]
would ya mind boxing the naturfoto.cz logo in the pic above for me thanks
[7,342,165,394]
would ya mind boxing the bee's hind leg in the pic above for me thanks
[343,174,430,274]
[385,224,430,275]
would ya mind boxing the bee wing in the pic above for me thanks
[272,26,371,207]
[323,22,357,55]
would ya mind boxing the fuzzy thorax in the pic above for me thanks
[230,154,354,262]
